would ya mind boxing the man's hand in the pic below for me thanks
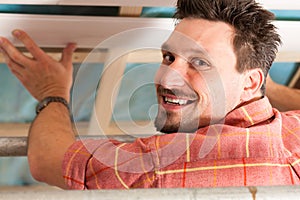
[0,29,77,102]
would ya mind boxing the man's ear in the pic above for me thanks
[240,69,264,102]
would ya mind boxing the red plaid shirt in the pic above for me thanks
[63,97,300,189]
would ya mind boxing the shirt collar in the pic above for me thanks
[224,97,274,128]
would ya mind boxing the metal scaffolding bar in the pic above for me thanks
[0,137,27,157]
[0,135,139,157]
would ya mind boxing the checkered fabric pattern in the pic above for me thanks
[63,97,300,189]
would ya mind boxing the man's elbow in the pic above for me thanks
[28,152,47,182]
[27,151,67,189]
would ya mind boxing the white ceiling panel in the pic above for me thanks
[0,0,177,7]
[0,0,298,9]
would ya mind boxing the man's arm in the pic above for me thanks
[0,30,77,188]
[266,75,300,112]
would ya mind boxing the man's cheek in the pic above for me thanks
[154,65,167,85]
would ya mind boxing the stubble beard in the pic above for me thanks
[154,106,201,134]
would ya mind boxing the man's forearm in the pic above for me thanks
[267,82,300,111]
[28,102,76,189]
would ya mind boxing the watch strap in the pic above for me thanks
[36,96,69,114]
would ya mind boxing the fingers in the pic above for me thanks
[1,47,26,79]
[60,43,77,67]
[0,36,34,67]
[12,30,46,60]
[0,30,76,71]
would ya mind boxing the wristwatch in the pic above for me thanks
[36,96,69,114]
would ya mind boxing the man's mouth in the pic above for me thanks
[163,96,196,107]
[164,96,188,105]
[157,86,198,108]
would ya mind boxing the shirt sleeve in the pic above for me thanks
[62,140,93,189]
[62,137,156,189]
[62,139,117,189]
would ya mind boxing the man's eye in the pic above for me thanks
[162,53,175,64]
[190,58,211,70]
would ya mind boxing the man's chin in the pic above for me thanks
[154,111,201,134]
[155,126,179,134]
[154,120,199,134]
[154,119,178,134]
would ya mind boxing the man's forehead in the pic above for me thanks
[161,19,237,66]
[161,30,212,58]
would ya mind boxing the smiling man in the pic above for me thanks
[1,0,300,189]
[154,18,251,133]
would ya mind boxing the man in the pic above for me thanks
[1,0,300,189]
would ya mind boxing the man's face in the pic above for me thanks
[154,18,246,133]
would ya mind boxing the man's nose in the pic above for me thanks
[156,64,186,87]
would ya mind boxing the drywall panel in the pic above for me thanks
[0,0,299,9]
[0,14,174,48]
[0,14,299,60]
[1,185,300,200]
[0,0,177,7]
[257,0,300,10]
[274,21,300,62]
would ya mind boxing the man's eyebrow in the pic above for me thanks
[161,43,169,51]
[160,41,215,65]
[161,42,210,57]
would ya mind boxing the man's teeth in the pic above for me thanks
[164,97,188,105]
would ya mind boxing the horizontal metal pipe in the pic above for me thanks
[0,137,27,157]
[0,135,139,157]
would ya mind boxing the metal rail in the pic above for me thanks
[0,135,139,157]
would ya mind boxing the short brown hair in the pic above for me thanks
[174,0,281,94]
